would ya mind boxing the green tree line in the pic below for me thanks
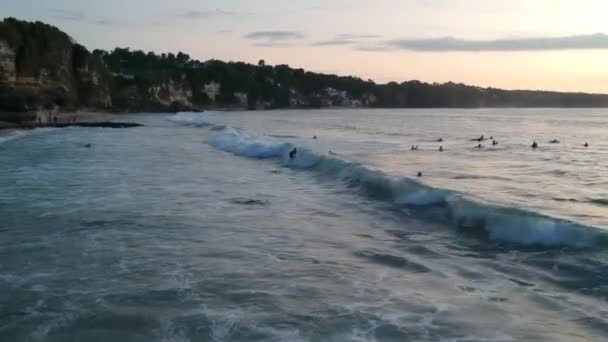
[2,17,608,114]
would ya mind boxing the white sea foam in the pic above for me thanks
[208,128,291,158]
[168,112,216,127]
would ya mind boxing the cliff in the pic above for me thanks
[0,18,112,117]
[0,18,197,123]
[0,40,16,86]
[2,17,608,124]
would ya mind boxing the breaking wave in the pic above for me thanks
[173,114,608,248]
[168,112,217,127]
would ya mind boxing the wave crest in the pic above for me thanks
[199,118,606,248]
[168,112,216,127]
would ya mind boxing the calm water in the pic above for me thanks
[1,109,608,341]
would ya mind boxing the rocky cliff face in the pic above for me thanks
[0,18,206,115]
[0,40,15,86]
[73,59,113,109]
[79,70,113,108]
[2,46,78,113]
[0,19,118,119]
[151,76,193,108]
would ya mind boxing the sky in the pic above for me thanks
[3,0,608,93]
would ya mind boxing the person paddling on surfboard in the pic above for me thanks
[289,148,297,159]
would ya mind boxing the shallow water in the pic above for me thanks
[1,109,608,341]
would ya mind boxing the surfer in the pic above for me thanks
[439,146,443,152]
[492,140,498,146]
[549,139,559,144]
[313,135,318,140]
[417,172,423,177]
[437,138,443,142]
[476,143,482,148]
[84,143,92,148]
[584,142,589,147]
[289,148,297,159]
[532,141,538,149]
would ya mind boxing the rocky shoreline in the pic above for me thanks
[0,111,142,135]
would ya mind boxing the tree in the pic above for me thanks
[72,43,90,70]
[177,52,191,64]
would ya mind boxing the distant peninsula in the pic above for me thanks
[2,17,608,125]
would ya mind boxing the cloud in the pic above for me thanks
[48,8,123,27]
[252,42,294,48]
[49,8,86,21]
[337,34,380,40]
[244,31,304,46]
[244,31,305,42]
[383,33,608,52]
[93,19,121,26]
[312,33,380,46]
[181,9,235,20]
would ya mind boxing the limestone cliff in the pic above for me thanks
[152,76,193,108]
[0,40,15,86]
[0,18,114,117]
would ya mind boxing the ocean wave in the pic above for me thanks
[0,131,25,144]
[589,198,608,206]
[0,128,58,145]
[204,123,606,248]
[208,128,291,158]
[168,112,217,127]
[266,134,300,139]
[553,197,579,203]
[229,198,269,206]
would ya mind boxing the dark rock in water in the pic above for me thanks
[51,122,143,128]
[230,198,269,206]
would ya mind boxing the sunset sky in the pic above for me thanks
[3,0,608,92]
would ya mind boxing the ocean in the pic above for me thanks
[1,108,608,341]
